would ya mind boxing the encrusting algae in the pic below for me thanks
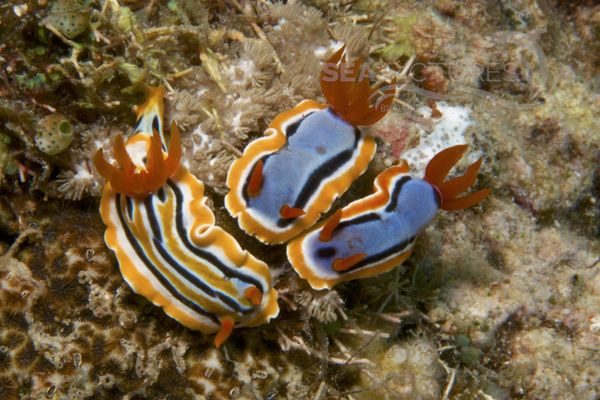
[0,0,598,399]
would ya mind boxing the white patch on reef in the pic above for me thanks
[73,163,94,181]
[195,87,208,98]
[202,348,224,374]
[273,17,287,31]
[315,40,344,60]
[329,40,343,51]
[313,45,328,58]
[196,378,216,396]
[191,125,211,154]
[225,58,256,87]
[94,138,111,156]
[590,315,600,332]
[401,102,479,177]
[230,111,243,136]
[233,353,255,384]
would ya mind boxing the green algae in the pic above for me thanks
[379,15,417,62]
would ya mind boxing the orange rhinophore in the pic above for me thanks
[321,45,397,127]
[94,124,181,197]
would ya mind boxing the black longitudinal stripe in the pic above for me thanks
[168,180,265,294]
[157,187,166,202]
[115,194,218,324]
[151,237,247,314]
[326,176,410,235]
[385,176,412,212]
[126,197,134,220]
[335,213,381,232]
[152,116,160,133]
[142,191,251,314]
[341,235,416,273]
[284,117,303,139]
[276,127,362,228]
[432,187,442,208]
[239,110,315,204]
[144,195,162,242]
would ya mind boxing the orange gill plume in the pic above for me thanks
[320,45,396,127]
[424,144,491,211]
[94,123,182,196]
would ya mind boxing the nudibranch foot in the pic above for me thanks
[287,145,490,290]
[321,45,397,127]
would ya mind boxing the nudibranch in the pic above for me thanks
[94,87,279,347]
[225,45,396,244]
[287,145,491,290]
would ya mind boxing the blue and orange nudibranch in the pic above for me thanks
[225,45,397,244]
[287,145,491,290]
[94,87,279,347]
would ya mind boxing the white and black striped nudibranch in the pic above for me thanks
[225,44,396,244]
[287,145,491,290]
[95,87,279,347]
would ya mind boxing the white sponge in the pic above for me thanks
[402,102,476,177]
